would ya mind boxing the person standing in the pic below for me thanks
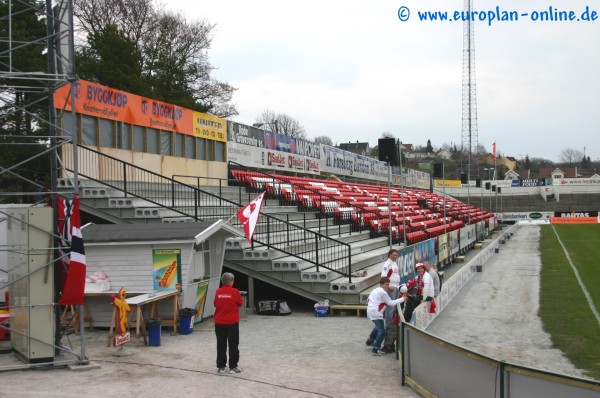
[425,263,440,298]
[416,263,434,302]
[214,272,244,374]
[366,277,406,356]
[381,249,400,353]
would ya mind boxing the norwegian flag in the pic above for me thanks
[57,195,87,305]
[492,141,497,162]
[237,192,266,244]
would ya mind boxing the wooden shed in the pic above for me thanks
[80,220,244,328]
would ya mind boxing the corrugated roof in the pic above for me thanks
[82,221,218,243]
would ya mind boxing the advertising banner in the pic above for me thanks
[459,224,474,250]
[398,244,417,283]
[437,234,449,264]
[321,145,389,181]
[499,212,553,221]
[511,179,547,187]
[192,111,226,142]
[397,238,437,283]
[227,142,265,168]
[193,281,209,323]
[468,224,477,245]
[448,230,459,256]
[54,80,193,134]
[488,216,495,233]
[554,211,599,218]
[434,180,462,188]
[551,217,598,224]
[557,177,600,186]
[227,142,320,175]
[152,249,182,291]
[475,221,485,241]
[227,121,265,147]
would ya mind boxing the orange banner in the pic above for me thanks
[53,80,193,134]
[550,217,598,224]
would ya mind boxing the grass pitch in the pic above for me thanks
[539,224,600,381]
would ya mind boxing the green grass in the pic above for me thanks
[539,224,600,381]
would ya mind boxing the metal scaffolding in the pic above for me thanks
[0,0,85,371]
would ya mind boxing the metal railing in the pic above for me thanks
[63,145,354,281]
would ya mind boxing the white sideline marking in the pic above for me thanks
[551,225,600,328]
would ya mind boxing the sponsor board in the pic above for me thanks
[227,121,264,147]
[54,79,194,135]
[554,211,598,218]
[499,212,553,221]
[114,331,130,347]
[551,217,598,224]
[557,178,600,186]
[434,180,462,188]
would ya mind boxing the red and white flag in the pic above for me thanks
[57,195,87,305]
[237,192,266,244]
[492,141,497,162]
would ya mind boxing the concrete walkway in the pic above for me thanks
[427,225,585,378]
[0,313,420,398]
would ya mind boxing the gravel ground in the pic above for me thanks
[0,224,587,397]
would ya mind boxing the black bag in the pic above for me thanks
[437,271,443,291]
[256,300,292,316]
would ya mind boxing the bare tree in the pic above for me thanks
[255,109,306,139]
[314,135,333,146]
[558,148,584,166]
[73,0,238,117]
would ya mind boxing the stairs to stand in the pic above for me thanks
[61,177,391,306]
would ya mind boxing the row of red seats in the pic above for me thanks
[230,170,492,242]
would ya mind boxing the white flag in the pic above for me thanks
[237,192,266,244]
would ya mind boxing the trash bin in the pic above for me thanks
[239,291,248,318]
[146,318,162,346]
[179,308,195,335]
[315,306,329,317]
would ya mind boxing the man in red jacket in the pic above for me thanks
[214,272,244,374]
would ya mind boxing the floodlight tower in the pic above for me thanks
[461,0,479,183]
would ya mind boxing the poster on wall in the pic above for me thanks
[194,281,209,323]
[152,249,182,291]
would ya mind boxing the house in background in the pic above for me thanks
[504,169,520,180]
[539,167,578,180]
[434,148,452,160]
[338,141,370,156]
[499,156,518,171]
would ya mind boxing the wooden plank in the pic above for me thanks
[329,305,367,317]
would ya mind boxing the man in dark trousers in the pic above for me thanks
[214,272,244,374]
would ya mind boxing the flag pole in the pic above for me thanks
[225,213,237,224]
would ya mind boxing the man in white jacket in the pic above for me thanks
[381,249,400,353]
[365,277,407,356]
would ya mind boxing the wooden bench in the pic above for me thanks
[329,305,367,317]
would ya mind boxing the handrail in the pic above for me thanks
[63,145,354,281]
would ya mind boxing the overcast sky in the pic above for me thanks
[166,0,599,163]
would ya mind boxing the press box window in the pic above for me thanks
[161,131,172,156]
[174,133,184,157]
[99,118,115,148]
[81,115,98,146]
[117,122,131,150]
[185,136,195,159]
[147,128,159,154]
[133,125,145,152]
